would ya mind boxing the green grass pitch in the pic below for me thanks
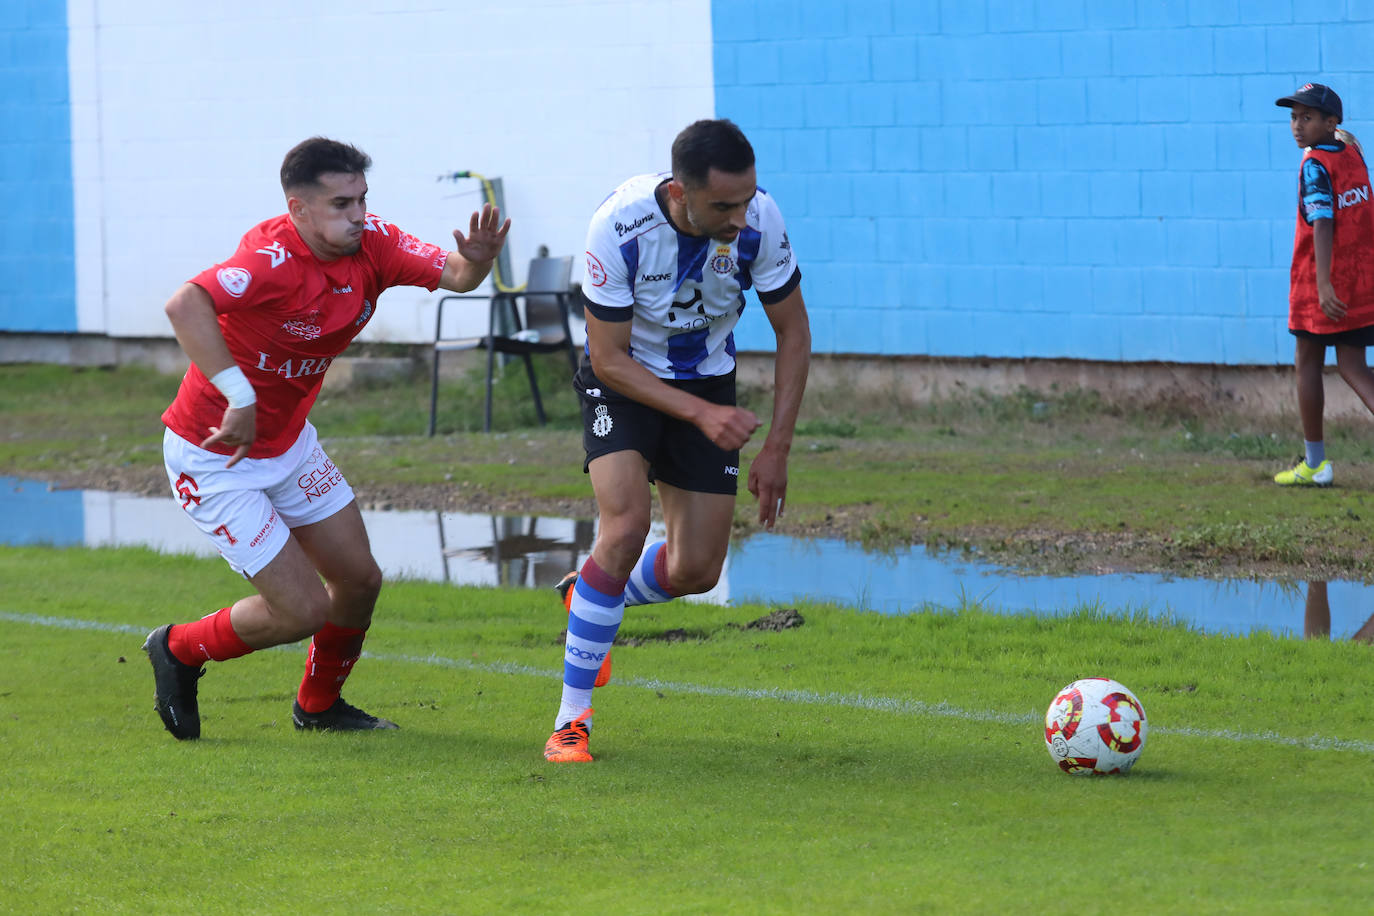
[1,545,1371,913]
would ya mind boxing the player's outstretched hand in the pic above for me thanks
[747,444,789,529]
[700,404,761,452]
[201,405,257,468]
[452,203,511,265]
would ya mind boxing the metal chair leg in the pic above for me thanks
[484,341,497,433]
[521,353,546,425]
[428,348,441,436]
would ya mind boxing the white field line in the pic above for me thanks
[6,610,1372,755]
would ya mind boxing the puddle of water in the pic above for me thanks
[2,477,1371,642]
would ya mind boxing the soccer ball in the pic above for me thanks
[1044,677,1148,776]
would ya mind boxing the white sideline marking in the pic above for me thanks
[5,610,1373,755]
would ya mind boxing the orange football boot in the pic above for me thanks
[543,708,594,763]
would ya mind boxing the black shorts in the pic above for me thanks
[1289,324,1374,346]
[574,363,740,495]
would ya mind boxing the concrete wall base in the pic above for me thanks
[735,353,1327,421]
[1,332,193,376]
[0,332,423,394]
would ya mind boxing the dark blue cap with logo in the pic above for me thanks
[1276,82,1343,122]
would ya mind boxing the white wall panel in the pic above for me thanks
[68,0,106,333]
[68,0,714,339]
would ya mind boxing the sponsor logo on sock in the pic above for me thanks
[566,645,608,662]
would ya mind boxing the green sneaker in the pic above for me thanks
[1274,458,1333,487]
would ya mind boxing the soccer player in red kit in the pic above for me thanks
[144,137,510,739]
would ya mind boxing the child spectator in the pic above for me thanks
[1274,84,1374,486]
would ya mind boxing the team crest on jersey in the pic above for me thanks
[217,267,252,298]
[709,246,735,276]
[592,404,613,438]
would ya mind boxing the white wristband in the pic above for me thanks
[209,366,257,409]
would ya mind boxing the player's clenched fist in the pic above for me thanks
[701,405,761,451]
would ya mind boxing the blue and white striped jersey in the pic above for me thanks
[580,172,801,379]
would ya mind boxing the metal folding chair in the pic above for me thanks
[428,255,578,434]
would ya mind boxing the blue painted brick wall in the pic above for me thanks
[714,0,1374,365]
[0,4,75,332]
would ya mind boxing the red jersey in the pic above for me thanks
[162,214,447,458]
[1289,142,1374,334]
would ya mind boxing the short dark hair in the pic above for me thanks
[279,137,372,193]
[671,119,755,188]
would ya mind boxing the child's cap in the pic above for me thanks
[1276,83,1343,122]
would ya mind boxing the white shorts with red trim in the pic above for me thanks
[162,421,355,578]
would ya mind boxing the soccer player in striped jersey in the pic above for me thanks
[544,120,811,762]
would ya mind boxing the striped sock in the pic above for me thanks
[557,557,627,729]
[624,540,677,607]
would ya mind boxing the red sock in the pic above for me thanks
[653,542,677,597]
[580,555,629,598]
[168,608,253,665]
[296,623,367,714]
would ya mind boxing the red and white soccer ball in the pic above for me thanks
[1044,677,1148,776]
